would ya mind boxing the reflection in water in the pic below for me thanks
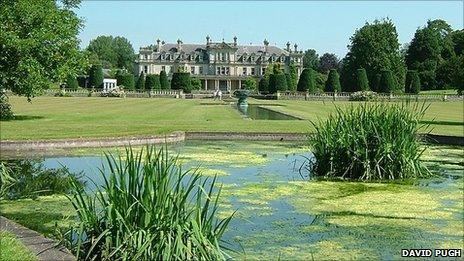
[235,104,299,120]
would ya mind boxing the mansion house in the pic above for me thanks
[135,36,304,91]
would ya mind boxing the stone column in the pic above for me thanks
[239,79,242,89]
[227,80,231,92]
[204,79,208,90]
[215,80,219,90]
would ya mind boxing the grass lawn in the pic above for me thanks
[0,231,37,261]
[1,96,462,140]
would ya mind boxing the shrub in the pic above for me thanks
[308,102,431,180]
[355,68,369,91]
[379,70,397,93]
[405,70,421,94]
[297,68,316,93]
[160,71,169,89]
[0,91,13,120]
[65,75,78,90]
[171,72,191,92]
[190,77,202,91]
[89,64,103,89]
[144,74,158,90]
[54,90,71,97]
[258,77,269,93]
[135,72,145,91]
[116,73,135,90]
[65,146,233,260]
[1,159,84,200]
[243,77,258,90]
[349,91,378,101]
[324,69,341,92]
[269,73,287,94]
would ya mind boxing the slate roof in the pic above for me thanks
[157,43,289,56]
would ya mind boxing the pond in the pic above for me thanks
[1,141,463,259]
[235,105,300,120]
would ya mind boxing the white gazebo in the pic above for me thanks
[103,78,117,93]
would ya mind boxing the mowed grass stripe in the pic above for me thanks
[1,97,462,140]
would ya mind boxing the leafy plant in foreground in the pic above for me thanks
[66,146,233,260]
[308,102,431,180]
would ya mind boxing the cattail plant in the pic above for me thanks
[66,145,233,260]
[308,102,431,180]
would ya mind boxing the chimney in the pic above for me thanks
[263,39,269,52]
[233,36,237,46]
[286,42,291,52]
[294,43,298,52]
[177,39,182,52]
[156,39,161,51]
[206,35,210,45]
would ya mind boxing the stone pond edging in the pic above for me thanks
[0,216,75,261]
[0,132,462,152]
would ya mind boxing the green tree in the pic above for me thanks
[405,20,457,90]
[303,49,319,69]
[285,74,292,92]
[0,0,86,99]
[243,77,257,90]
[324,69,341,92]
[258,77,269,93]
[405,70,421,94]
[66,75,79,90]
[171,72,191,92]
[451,29,464,55]
[314,72,327,92]
[268,65,287,93]
[318,53,339,73]
[116,72,134,90]
[355,68,369,91]
[145,74,157,90]
[190,77,202,92]
[89,64,103,89]
[297,68,316,92]
[86,35,135,70]
[379,70,397,93]
[159,71,169,89]
[341,19,406,92]
[436,55,464,93]
[135,72,145,91]
[288,63,298,91]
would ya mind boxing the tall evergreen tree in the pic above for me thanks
[341,19,406,92]
[285,73,293,91]
[258,77,269,93]
[355,68,369,91]
[297,68,316,92]
[288,63,298,91]
[135,72,145,91]
[405,70,421,94]
[303,49,319,69]
[379,70,396,93]
[159,71,169,89]
[268,64,287,93]
[89,64,103,89]
[324,69,341,92]
[171,72,191,92]
[145,74,156,90]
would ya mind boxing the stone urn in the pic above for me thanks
[234,89,250,106]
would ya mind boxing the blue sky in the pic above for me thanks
[76,1,463,57]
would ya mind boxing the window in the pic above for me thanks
[261,67,266,75]
[190,66,195,74]
[199,66,203,74]
[144,54,148,60]
[221,67,225,75]
[243,67,247,75]
[161,66,166,71]
[216,67,221,75]
[251,68,255,75]
[225,67,230,75]
[169,66,173,73]
[144,66,148,73]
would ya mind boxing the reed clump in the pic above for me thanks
[66,145,233,260]
[308,102,431,180]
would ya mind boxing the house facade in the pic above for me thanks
[135,36,304,91]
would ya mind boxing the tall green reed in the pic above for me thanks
[66,145,233,260]
[308,102,431,180]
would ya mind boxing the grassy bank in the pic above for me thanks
[1,96,462,140]
[0,231,37,261]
